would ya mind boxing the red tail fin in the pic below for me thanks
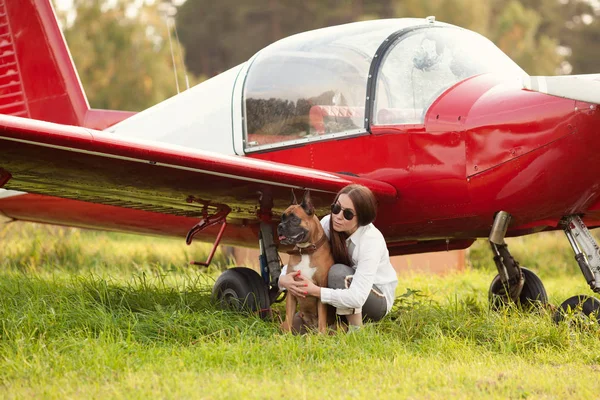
[4,0,134,129]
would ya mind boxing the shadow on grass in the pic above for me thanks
[0,272,277,346]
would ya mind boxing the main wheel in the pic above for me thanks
[553,295,600,325]
[489,267,548,310]
[212,267,271,318]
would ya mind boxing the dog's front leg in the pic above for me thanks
[317,300,328,334]
[280,293,297,332]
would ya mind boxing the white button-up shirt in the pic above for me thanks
[319,214,398,313]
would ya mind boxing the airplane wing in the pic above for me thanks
[521,75,600,104]
[0,115,398,229]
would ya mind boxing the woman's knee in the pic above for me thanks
[362,287,387,322]
[328,263,354,289]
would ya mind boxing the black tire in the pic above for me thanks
[553,295,600,325]
[489,267,548,310]
[212,267,271,318]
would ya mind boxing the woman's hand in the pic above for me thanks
[278,271,309,298]
[293,274,322,298]
[279,271,322,298]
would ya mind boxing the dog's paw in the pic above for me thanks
[280,320,293,332]
[326,321,348,335]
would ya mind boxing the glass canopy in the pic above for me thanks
[374,27,526,125]
[243,19,526,151]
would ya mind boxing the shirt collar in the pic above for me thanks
[346,224,368,245]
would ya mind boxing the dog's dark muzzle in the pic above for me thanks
[277,220,308,245]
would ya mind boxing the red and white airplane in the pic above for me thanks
[2,0,600,320]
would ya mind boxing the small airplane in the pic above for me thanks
[3,0,600,321]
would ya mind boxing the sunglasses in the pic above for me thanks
[331,203,356,221]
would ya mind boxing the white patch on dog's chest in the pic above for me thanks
[291,255,317,281]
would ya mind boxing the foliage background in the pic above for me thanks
[56,0,600,111]
[174,0,599,77]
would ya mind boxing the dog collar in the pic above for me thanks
[287,234,328,255]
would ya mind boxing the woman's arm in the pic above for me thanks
[299,234,384,309]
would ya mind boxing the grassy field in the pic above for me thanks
[1,222,600,399]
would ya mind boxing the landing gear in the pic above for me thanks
[486,212,600,323]
[211,222,282,319]
[560,216,600,293]
[487,211,548,309]
[489,267,548,310]
[553,216,600,324]
[212,267,271,318]
[553,295,600,325]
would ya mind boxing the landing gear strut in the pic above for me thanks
[487,211,548,309]
[561,216,600,293]
[554,216,600,323]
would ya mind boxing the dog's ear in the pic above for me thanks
[290,189,298,205]
[300,190,314,216]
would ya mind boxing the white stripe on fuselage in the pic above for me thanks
[291,255,317,281]
[0,189,26,199]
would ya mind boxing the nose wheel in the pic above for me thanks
[553,295,600,325]
[489,267,548,310]
[487,212,600,327]
[552,216,600,325]
[487,211,549,310]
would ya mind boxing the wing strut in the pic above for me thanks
[185,197,231,267]
[0,169,10,187]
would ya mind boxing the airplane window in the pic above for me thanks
[243,19,424,151]
[245,54,365,145]
[374,27,527,126]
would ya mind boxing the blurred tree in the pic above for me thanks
[175,0,598,78]
[176,0,397,78]
[499,0,598,74]
[60,0,193,111]
[526,0,599,75]
[566,17,600,74]
[393,0,492,35]
[488,0,561,75]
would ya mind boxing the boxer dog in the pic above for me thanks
[277,191,334,334]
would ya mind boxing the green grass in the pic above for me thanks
[1,222,600,399]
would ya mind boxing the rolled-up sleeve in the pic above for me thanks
[278,264,288,291]
[320,234,382,309]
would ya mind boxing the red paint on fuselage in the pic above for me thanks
[2,73,599,255]
[0,194,258,247]
[3,1,600,255]
[250,74,600,243]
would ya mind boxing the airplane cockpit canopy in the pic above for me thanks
[243,19,526,152]
[374,26,526,126]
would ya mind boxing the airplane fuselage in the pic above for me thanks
[250,73,600,250]
[2,6,600,257]
[3,72,599,256]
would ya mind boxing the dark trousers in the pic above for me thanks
[327,263,387,322]
[290,263,388,333]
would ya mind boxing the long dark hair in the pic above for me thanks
[329,184,378,266]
